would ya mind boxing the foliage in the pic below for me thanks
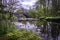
[11,14,18,22]
[0,0,42,40]
[28,7,48,24]
[28,8,46,18]
[6,29,43,40]
[0,13,10,20]
[28,8,48,34]
[0,21,15,36]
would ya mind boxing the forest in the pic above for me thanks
[0,0,60,40]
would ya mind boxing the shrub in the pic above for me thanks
[0,21,15,36]
[7,29,43,40]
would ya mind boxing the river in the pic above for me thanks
[13,22,60,40]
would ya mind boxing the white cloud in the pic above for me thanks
[21,0,37,6]
[18,0,37,9]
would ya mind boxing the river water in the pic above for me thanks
[13,22,60,40]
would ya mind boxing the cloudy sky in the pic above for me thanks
[18,0,37,9]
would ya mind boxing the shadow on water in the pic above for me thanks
[37,22,60,40]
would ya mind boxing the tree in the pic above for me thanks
[51,0,60,16]
[28,0,60,39]
[0,0,17,36]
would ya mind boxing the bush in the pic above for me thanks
[0,21,43,40]
[0,21,15,36]
[7,29,43,40]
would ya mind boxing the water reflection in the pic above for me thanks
[13,21,37,32]
[13,22,60,40]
